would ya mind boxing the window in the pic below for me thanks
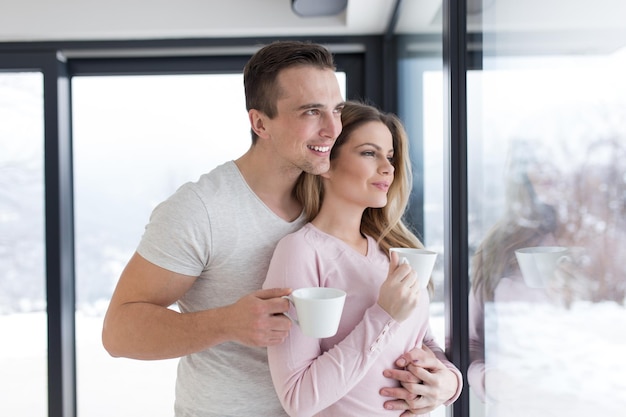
[0,72,47,416]
[466,51,626,417]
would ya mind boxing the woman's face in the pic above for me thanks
[321,121,395,209]
[527,160,562,206]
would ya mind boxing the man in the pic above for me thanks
[102,40,345,416]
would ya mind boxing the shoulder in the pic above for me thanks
[275,224,318,252]
[279,223,349,247]
[146,163,242,230]
[164,161,251,214]
[272,224,345,264]
[191,161,244,195]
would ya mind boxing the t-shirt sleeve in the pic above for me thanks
[137,184,211,277]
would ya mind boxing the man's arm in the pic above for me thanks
[102,251,292,360]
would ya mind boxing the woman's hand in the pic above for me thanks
[377,251,420,322]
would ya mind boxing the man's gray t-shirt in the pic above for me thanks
[137,161,305,417]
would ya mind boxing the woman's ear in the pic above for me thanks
[249,109,269,139]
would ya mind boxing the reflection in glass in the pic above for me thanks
[0,72,46,416]
[467,53,626,416]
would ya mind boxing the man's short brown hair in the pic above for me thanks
[243,41,336,127]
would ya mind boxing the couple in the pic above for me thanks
[102,40,461,416]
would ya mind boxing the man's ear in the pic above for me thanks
[249,109,269,139]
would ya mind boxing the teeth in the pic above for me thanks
[309,145,330,152]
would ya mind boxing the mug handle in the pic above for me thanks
[281,295,299,326]
[557,254,572,265]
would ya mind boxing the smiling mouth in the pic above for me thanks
[308,145,330,153]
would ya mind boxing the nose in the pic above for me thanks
[381,159,395,175]
[320,111,342,139]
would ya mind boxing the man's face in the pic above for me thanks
[263,66,345,175]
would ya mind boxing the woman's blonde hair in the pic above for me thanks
[295,100,425,260]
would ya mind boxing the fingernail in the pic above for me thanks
[397,358,407,367]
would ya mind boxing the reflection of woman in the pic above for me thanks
[468,140,560,401]
[263,101,462,416]
[562,139,626,303]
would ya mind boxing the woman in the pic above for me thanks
[263,101,462,417]
[467,139,562,404]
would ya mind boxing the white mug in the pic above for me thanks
[282,287,346,338]
[389,248,437,289]
[515,246,571,288]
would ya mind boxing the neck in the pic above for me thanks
[235,148,303,221]
[312,203,367,253]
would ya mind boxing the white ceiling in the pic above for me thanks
[0,0,401,41]
[0,0,625,54]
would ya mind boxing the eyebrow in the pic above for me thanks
[297,101,346,111]
[356,142,394,153]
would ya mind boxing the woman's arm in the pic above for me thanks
[268,303,398,416]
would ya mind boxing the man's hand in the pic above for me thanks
[226,288,293,347]
[380,345,459,416]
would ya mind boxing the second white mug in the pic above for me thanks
[389,248,437,289]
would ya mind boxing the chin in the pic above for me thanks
[306,162,330,175]
[371,198,388,208]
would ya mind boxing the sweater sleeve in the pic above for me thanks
[264,233,401,417]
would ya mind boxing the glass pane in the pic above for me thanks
[468,5,626,416]
[0,72,47,416]
[72,73,250,416]
[397,3,446,417]
[72,72,346,416]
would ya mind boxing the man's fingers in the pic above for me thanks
[383,368,420,385]
[406,363,439,383]
[255,287,292,300]
[265,328,291,345]
[380,387,412,401]
[382,399,410,412]
[397,348,441,371]
[381,397,435,415]
[254,288,293,314]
